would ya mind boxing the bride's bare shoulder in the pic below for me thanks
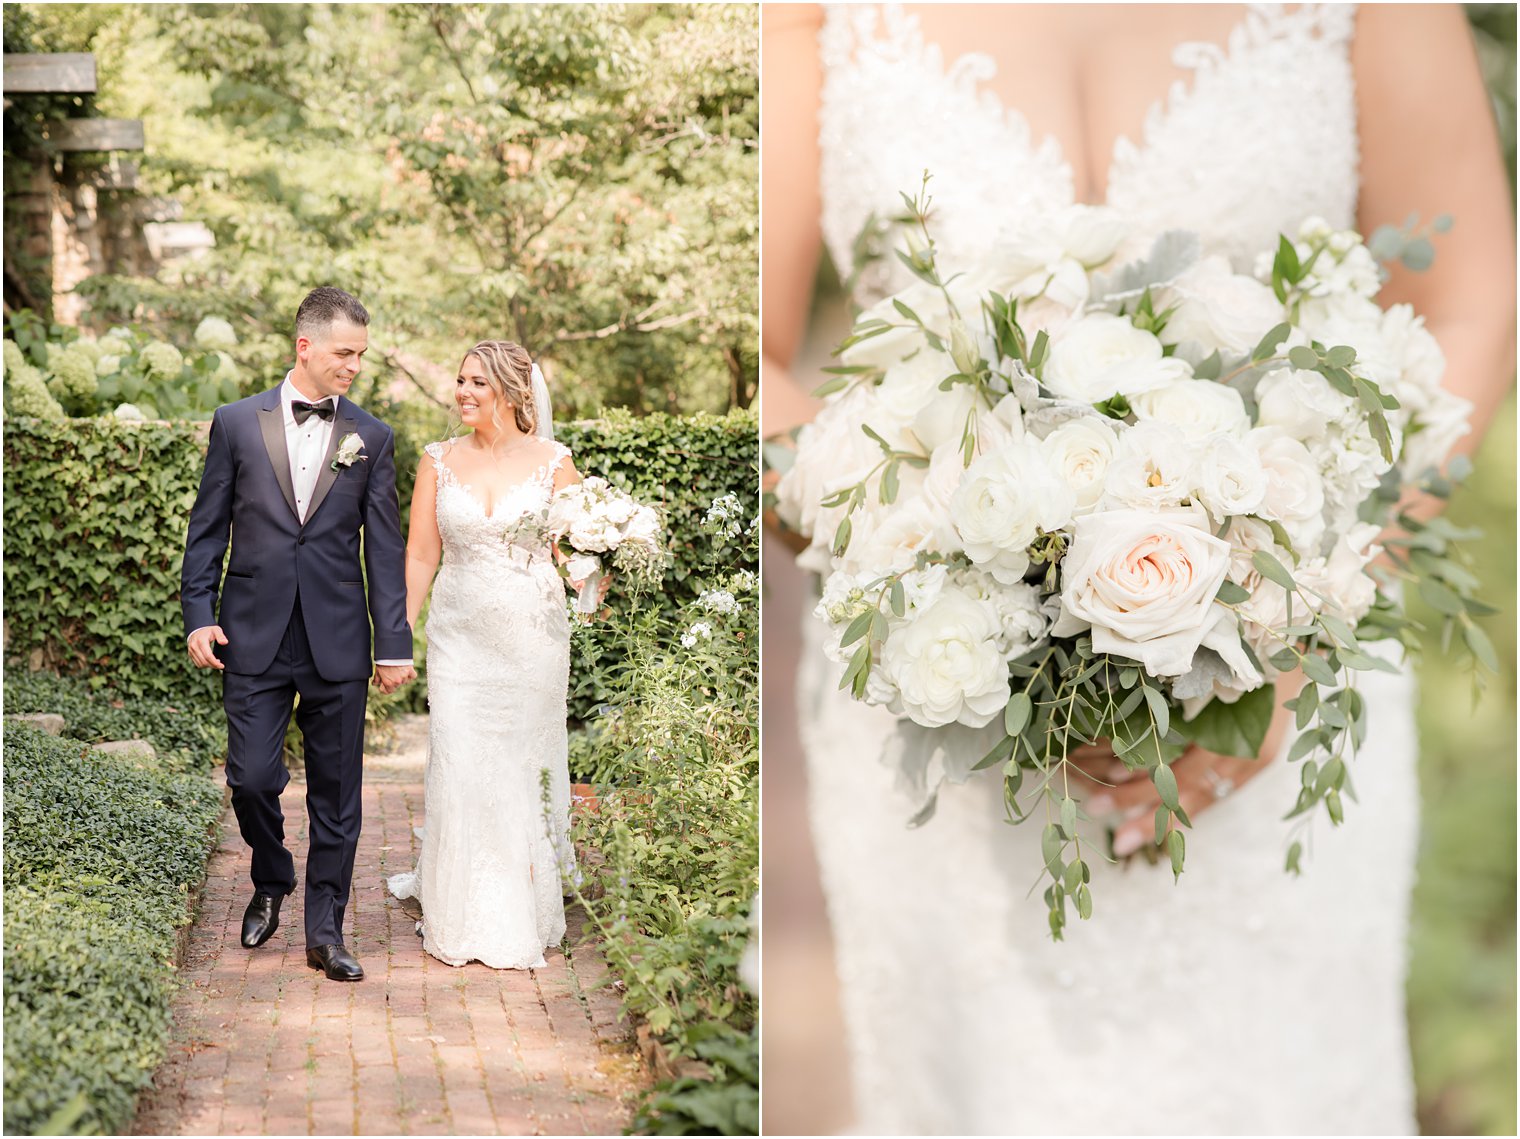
[764,4,822,37]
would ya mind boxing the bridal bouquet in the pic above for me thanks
[774,183,1492,937]
[548,477,665,613]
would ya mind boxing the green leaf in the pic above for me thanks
[1141,685,1170,739]
[1300,654,1337,687]
[888,579,906,618]
[839,610,874,647]
[1183,684,1275,759]
[1040,823,1065,876]
[1152,763,1180,811]
[1287,345,1320,371]
[1418,578,1464,616]
[1059,796,1078,838]
[1167,828,1185,880]
[1215,580,1251,605]
[1193,350,1222,380]
[1075,883,1093,920]
[1285,840,1304,876]
[1154,805,1170,846]
[1251,549,1295,590]
[1252,322,1292,362]
[1463,621,1499,672]
[1286,730,1323,764]
[1004,691,1033,737]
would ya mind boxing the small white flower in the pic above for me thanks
[698,589,740,615]
[680,622,714,648]
[331,432,366,471]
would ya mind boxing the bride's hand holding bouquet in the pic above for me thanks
[547,477,666,617]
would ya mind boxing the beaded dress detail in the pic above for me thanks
[804,5,1419,1133]
[388,439,574,969]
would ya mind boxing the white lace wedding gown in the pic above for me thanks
[801,5,1419,1133]
[388,439,575,969]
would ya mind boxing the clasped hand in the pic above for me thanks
[373,664,416,695]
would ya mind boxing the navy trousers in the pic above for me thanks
[221,595,368,948]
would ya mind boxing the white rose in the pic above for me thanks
[1129,378,1251,438]
[1155,255,1283,356]
[1042,313,1192,403]
[1249,428,1326,554]
[1055,205,1129,268]
[1193,432,1268,521]
[566,554,601,582]
[951,440,1075,584]
[1055,508,1232,676]
[1039,416,1119,513]
[881,589,1010,728]
[1100,421,1197,511]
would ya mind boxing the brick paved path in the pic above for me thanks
[134,769,646,1136]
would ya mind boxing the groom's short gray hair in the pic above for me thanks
[296,287,370,343]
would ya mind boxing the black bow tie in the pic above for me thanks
[292,399,335,425]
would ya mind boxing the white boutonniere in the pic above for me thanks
[331,432,366,471]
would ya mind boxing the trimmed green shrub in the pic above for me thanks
[3,724,222,1135]
[5,670,226,774]
[3,416,217,706]
[3,408,757,722]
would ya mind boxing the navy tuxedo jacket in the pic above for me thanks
[180,386,413,681]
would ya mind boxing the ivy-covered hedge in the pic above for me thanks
[3,724,223,1135]
[3,416,217,706]
[3,409,756,720]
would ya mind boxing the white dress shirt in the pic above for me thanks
[280,374,334,523]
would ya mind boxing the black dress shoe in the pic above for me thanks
[241,892,283,949]
[306,943,364,981]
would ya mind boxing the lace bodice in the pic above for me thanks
[819,3,1359,302]
[426,439,571,572]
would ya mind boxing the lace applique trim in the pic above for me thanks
[424,439,572,518]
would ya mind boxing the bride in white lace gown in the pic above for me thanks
[762,5,1514,1133]
[389,341,581,969]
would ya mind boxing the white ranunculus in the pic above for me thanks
[881,589,1011,728]
[1193,432,1268,521]
[1129,378,1251,438]
[1100,421,1197,511]
[1296,523,1382,624]
[1401,387,1472,477]
[840,280,947,369]
[952,569,1053,658]
[1042,313,1191,403]
[877,346,958,422]
[1055,508,1232,676]
[1249,427,1326,554]
[1155,255,1283,356]
[625,508,661,545]
[909,382,980,454]
[1054,204,1129,268]
[775,384,907,571]
[950,440,1075,584]
[1253,367,1353,443]
[1039,416,1119,513]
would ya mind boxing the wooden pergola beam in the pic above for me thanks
[47,118,144,152]
[3,53,97,94]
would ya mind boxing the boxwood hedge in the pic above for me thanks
[3,724,223,1135]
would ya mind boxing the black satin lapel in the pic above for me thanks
[305,410,354,523]
[258,403,300,520]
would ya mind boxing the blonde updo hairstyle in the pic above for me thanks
[454,340,536,439]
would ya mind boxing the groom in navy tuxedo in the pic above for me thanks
[182,287,415,981]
